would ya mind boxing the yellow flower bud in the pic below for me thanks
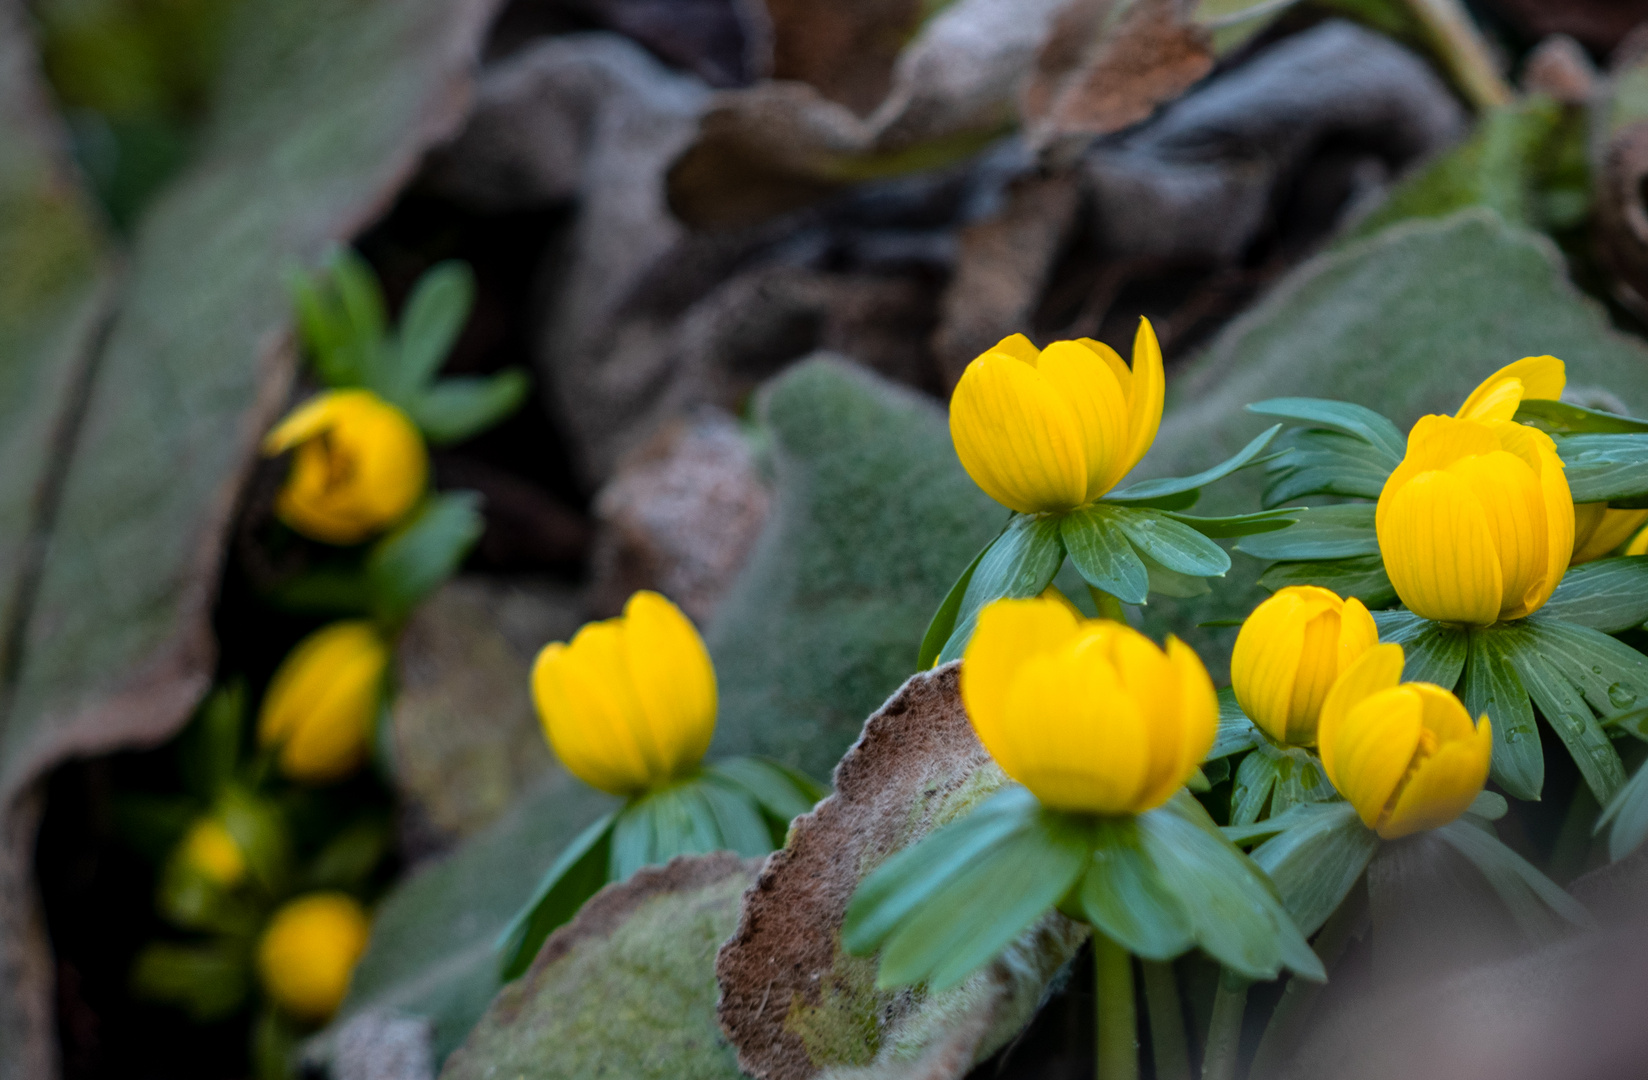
[960,597,1216,815]
[1376,414,1573,625]
[178,819,246,887]
[258,622,388,783]
[1316,644,1492,839]
[531,591,716,796]
[257,893,370,1022]
[1230,586,1379,746]
[264,389,427,545]
[1571,504,1648,564]
[948,319,1165,514]
[1454,355,1564,422]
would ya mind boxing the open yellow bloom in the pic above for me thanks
[948,319,1165,514]
[1376,414,1572,625]
[960,597,1215,815]
[532,591,716,796]
[258,893,370,1022]
[258,621,388,783]
[178,819,247,888]
[264,389,427,545]
[1453,354,1564,422]
[1317,644,1492,839]
[1571,504,1648,564]
[1230,586,1379,746]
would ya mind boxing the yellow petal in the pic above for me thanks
[1328,687,1424,830]
[1494,422,1571,618]
[1160,635,1217,804]
[1444,450,1546,617]
[1035,341,1130,502]
[620,591,717,779]
[1379,697,1492,839]
[1000,648,1149,813]
[1379,469,1505,625]
[1337,597,1379,670]
[1100,317,1165,494]
[1230,590,1316,743]
[258,894,370,1022]
[949,354,1090,512]
[1087,624,1181,801]
[987,333,1041,364]
[257,622,387,783]
[1454,355,1566,421]
[1628,523,1648,557]
[1316,643,1405,782]
[962,598,1081,753]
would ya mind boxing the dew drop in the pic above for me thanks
[1610,683,1637,709]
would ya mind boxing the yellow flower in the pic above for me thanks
[948,319,1165,514]
[960,597,1215,815]
[178,819,246,887]
[264,389,427,545]
[1230,586,1379,746]
[1454,355,1564,422]
[1571,504,1648,564]
[257,622,388,783]
[1376,414,1573,625]
[257,893,370,1022]
[1316,644,1492,839]
[531,591,716,796]
[1629,524,1648,557]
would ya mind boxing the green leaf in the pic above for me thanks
[1434,819,1594,938]
[366,491,485,621]
[1251,802,1377,937]
[1079,819,1194,960]
[112,794,199,862]
[1516,398,1648,434]
[1210,688,1261,759]
[1542,556,1648,632]
[1110,507,1231,578]
[1105,424,1281,504]
[1258,555,1396,607]
[1463,626,1542,801]
[260,568,374,615]
[697,780,775,856]
[939,513,1065,662]
[329,248,391,390]
[130,941,251,1022]
[289,268,361,386]
[1230,743,1333,826]
[1553,434,1648,504]
[610,798,658,883]
[408,370,530,446]
[1245,399,1405,462]
[917,534,995,670]
[1260,429,1396,505]
[1230,749,1279,827]
[1162,507,1300,538]
[1394,620,1467,689]
[1221,801,1343,847]
[391,260,475,399]
[304,817,390,891]
[1506,619,1635,803]
[1468,791,1509,821]
[1235,503,1378,561]
[706,757,822,824]
[496,810,617,982]
[1062,505,1148,605]
[178,683,244,802]
[1140,550,1213,599]
[217,786,291,896]
[1597,760,1648,861]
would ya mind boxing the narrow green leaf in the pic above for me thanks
[1251,802,1377,937]
[408,370,531,446]
[1396,621,1467,689]
[609,800,656,883]
[1140,550,1213,599]
[1162,507,1300,538]
[1555,434,1648,503]
[1373,608,1428,643]
[1210,688,1260,760]
[1105,425,1281,503]
[918,534,995,670]
[1517,398,1648,434]
[1080,820,1194,960]
[1260,428,1395,505]
[1110,507,1230,577]
[392,260,475,399]
[1505,625,1628,804]
[698,781,774,858]
[1542,557,1648,632]
[496,810,616,980]
[1062,506,1147,604]
[304,817,390,892]
[1245,398,1406,462]
[1434,819,1594,938]
[707,757,822,823]
[1521,617,1648,720]
[288,269,358,386]
[179,684,244,802]
[1463,627,1542,801]
[366,491,485,621]
[1268,745,1335,818]
[1258,555,1396,607]
[940,515,1065,662]
[1235,503,1378,561]
[1230,751,1279,827]
[1597,761,1648,861]
[1220,801,1345,847]
[130,941,252,1022]
[1468,791,1508,821]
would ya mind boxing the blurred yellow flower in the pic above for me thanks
[948,319,1165,514]
[257,893,370,1022]
[532,591,716,796]
[264,389,427,545]
[258,621,388,784]
[1316,644,1492,839]
[178,819,246,888]
[1230,586,1379,746]
[1453,355,1564,422]
[1571,504,1648,564]
[960,596,1215,815]
[1376,414,1572,625]
[1629,523,1648,557]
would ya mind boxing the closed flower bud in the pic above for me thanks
[1453,355,1564,422]
[948,319,1165,514]
[1571,504,1648,564]
[178,819,246,888]
[961,597,1216,815]
[257,893,370,1022]
[257,622,388,784]
[264,389,427,545]
[532,591,716,796]
[1231,586,1379,746]
[1317,644,1492,839]
[1376,414,1573,625]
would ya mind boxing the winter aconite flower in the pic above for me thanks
[264,389,427,545]
[178,819,246,888]
[1230,586,1379,746]
[531,591,716,796]
[257,621,388,784]
[1376,414,1573,625]
[257,893,370,1022]
[961,596,1216,814]
[948,320,1165,514]
[1316,644,1492,839]
[1453,354,1564,422]
[1571,504,1648,565]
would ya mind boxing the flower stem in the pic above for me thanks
[1200,972,1249,1080]
[1093,932,1137,1080]
[1088,586,1128,623]
[1403,0,1513,109]
[1142,961,1191,1080]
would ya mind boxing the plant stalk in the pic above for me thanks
[1402,0,1514,110]
[1200,973,1249,1080]
[1142,960,1192,1080]
[1088,586,1128,623]
[1093,932,1138,1080]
